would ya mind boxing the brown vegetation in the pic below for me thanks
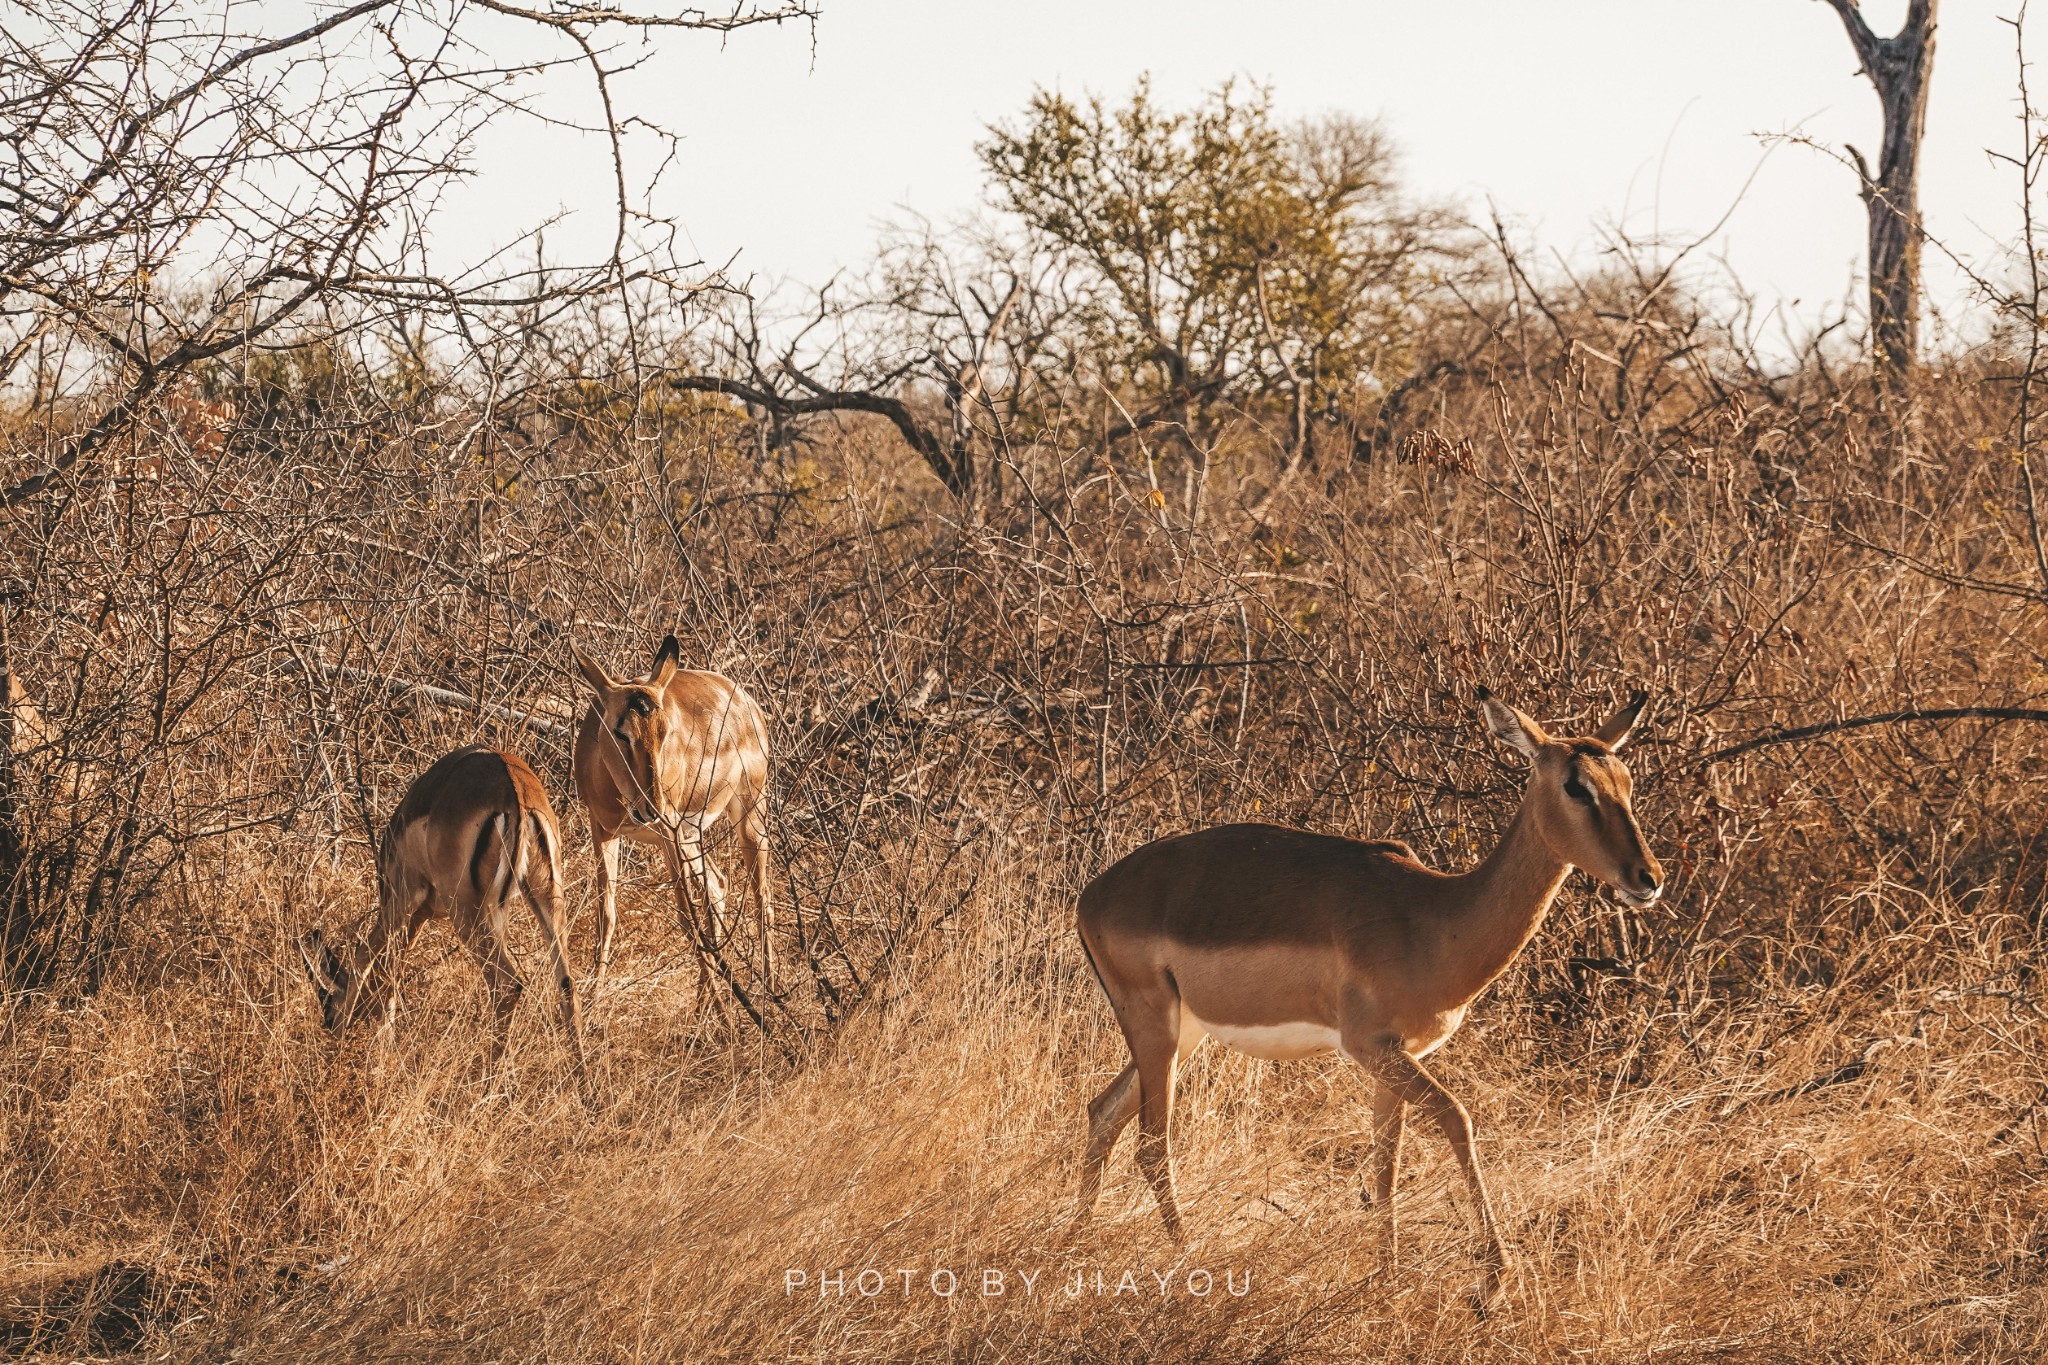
[4,296,2046,1357]
[3,7,2048,1360]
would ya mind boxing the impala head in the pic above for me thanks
[572,634,682,827]
[1479,687,1664,907]
[296,929,382,1032]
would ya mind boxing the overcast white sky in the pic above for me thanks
[450,1,2040,354]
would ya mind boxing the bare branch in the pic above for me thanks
[1699,706,2048,767]
[668,374,967,498]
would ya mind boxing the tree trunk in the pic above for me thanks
[1824,0,1938,394]
[0,600,27,987]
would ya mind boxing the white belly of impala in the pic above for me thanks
[1190,1015,1342,1061]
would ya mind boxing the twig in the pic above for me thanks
[284,658,571,738]
[1719,1040,1891,1116]
[1698,706,2048,766]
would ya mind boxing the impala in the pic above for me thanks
[5,674,50,753]
[296,745,585,1080]
[1073,688,1662,1306]
[571,634,775,989]
[5,675,103,820]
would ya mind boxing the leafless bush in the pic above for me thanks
[0,0,815,987]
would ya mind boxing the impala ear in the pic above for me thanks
[297,930,343,998]
[1478,686,1550,760]
[570,643,615,696]
[1594,690,1649,752]
[648,633,681,690]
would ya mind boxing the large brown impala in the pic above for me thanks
[297,746,586,1079]
[1073,688,1662,1306]
[571,634,775,989]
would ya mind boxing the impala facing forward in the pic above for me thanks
[297,745,585,1079]
[571,634,776,988]
[1073,688,1662,1306]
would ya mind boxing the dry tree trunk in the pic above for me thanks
[0,598,23,981]
[1823,0,1938,395]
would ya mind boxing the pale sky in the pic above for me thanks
[449,1,2041,356]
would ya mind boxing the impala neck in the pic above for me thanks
[1437,790,1572,1003]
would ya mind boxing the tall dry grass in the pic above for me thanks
[4,328,2048,1359]
[7,858,2041,1361]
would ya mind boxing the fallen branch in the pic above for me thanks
[1697,706,2048,767]
[1719,1039,1890,1116]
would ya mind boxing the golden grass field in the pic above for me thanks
[4,823,2044,1362]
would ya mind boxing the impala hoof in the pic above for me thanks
[1467,1259,1510,1317]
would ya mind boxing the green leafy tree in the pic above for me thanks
[978,78,1447,479]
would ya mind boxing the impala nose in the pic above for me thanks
[1632,865,1662,901]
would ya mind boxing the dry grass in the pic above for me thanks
[4,843,2044,1362]
[7,18,2048,1352]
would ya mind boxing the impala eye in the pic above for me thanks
[1564,776,1593,804]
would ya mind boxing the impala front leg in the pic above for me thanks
[589,829,621,989]
[1352,1039,1508,1309]
[1366,1081,1406,1211]
[359,886,427,1042]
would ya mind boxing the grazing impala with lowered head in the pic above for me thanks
[298,745,586,1082]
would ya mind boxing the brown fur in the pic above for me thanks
[1073,691,1662,1306]
[297,746,585,1083]
[570,635,776,988]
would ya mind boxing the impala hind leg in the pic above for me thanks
[737,802,775,987]
[657,831,729,1030]
[659,822,710,943]
[519,825,586,1082]
[449,883,526,1085]
[1132,1031,1189,1242]
[1076,1060,1139,1222]
[675,822,729,950]
[472,928,526,1084]
[1353,1041,1507,1307]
